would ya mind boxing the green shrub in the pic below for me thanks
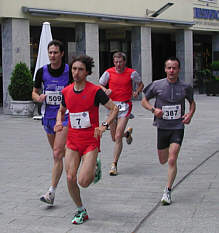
[8,62,33,100]
[199,69,212,82]
[211,61,219,70]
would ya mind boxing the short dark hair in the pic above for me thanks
[70,55,95,75]
[165,57,180,68]
[113,51,127,61]
[48,40,64,53]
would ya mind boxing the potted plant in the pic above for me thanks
[8,62,34,116]
[211,60,219,81]
[200,65,219,96]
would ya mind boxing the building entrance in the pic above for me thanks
[99,29,131,76]
[152,33,176,81]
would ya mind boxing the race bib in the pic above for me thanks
[45,91,62,105]
[162,105,181,120]
[69,111,91,129]
[114,101,128,112]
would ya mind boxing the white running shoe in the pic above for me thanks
[40,190,55,205]
[109,162,117,176]
[161,187,171,205]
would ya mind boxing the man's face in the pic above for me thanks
[71,61,88,83]
[165,60,180,82]
[113,57,126,73]
[48,45,64,67]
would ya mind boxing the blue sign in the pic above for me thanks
[194,7,219,20]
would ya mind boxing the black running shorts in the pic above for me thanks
[157,128,184,150]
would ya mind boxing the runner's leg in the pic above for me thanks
[65,148,82,207]
[51,126,68,188]
[110,119,117,142]
[46,133,55,149]
[78,148,98,187]
[167,143,180,189]
[158,148,169,164]
[113,117,129,163]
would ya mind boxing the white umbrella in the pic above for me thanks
[33,22,52,120]
[33,22,53,81]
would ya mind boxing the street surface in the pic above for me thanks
[0,94,219,233]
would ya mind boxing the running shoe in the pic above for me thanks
[129,113,135,119]
[161,187,172,205]
[125,127,133,145]
[93,158,102,184]
[109,162,117,176]
[72,209,88,224]
[40,190,55,205]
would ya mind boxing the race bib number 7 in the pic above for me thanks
[45,91,62,105]
[162,105,181,120]
[70,111,91,129]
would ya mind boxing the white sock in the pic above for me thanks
[49,186,56,193]
[77,206,85,212]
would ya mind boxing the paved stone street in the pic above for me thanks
[0,94,219,233]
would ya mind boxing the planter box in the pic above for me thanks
[10,100,35,117]
[206,80,219,96]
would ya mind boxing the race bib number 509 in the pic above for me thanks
[45,91,62,105]
[162,105,181,120]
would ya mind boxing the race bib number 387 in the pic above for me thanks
[70,111,91,129]
[45,91,62,105]
[162,105,181,120]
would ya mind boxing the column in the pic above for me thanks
[2,18,30,114]
[131,26,152,89]
[75,23,99,84]
[176,29,193,86]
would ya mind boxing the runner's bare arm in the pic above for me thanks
[32,87,46,103]
[54,104,67,132]
[94,99,118,138]
[182,100,196,124]
[104,99,119,125]
[133,81,144,98]
[99,85,112,96]
[141,96,163,118]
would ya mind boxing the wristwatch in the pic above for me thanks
[102,121,109,129]
[151,107,155,113]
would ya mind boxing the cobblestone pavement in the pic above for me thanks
[0,94,219,233]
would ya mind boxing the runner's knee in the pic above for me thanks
[168,157,177,167]
[115,131,123,142]
[159,156,168,164]
[53,146,64,160]
[78,176,93,188]
[67,174,77,185]
[158,150,168,164]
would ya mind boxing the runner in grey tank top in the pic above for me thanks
[142,57,196,205]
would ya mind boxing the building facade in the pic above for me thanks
[0,0,219,113]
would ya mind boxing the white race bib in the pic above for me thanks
[70,111,91,129]
[45,91,62,105]
[114,101,128,112]
[162,105,181,120]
